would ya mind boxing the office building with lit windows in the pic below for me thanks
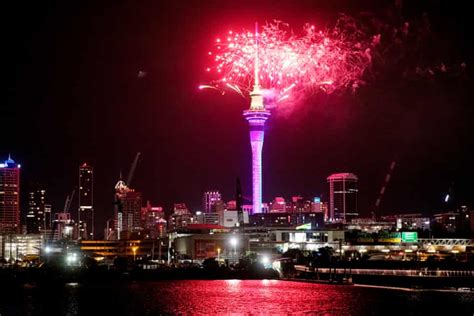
[0,155,21,234]
[26,188,48,234]
[78,163,94,239]
[327,173,358,223]
[202,190,222,213]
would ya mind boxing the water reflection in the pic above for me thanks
[225,279,241,293]
[1,280,472,315]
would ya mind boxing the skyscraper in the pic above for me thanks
[243,45,270,214]
[269,197,286,213]
[202,190,222,213]
[78,163,94,239]
[0,155,21,234]
[120,190,142,233]
[26,189,47,234]
[327,173,358,223]
[113,177,143,239]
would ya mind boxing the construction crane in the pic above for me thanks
[49,188,75,244]
[63,188,76,213]
[114,152,141,204]
[126,152,141,187]
[372,160,396,220]
[444,181,454,204]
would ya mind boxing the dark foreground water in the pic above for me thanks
[1,280,473,315]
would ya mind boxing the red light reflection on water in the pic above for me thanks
[159,280,356,314]
[15,279,474,315]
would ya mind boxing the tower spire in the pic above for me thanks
[254,22,260,88]
[249,22,264,111]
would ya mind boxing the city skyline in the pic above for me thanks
[3,1,474,235]
[0,3,473,313]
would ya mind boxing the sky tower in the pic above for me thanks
[243,24,270,214]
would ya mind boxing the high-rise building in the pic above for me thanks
[311,197,329,221]
[327,173,358,223]
[143,202,167,239]
[0,155,21,234]
[113,178,143,239]
[78,163,94,239]
[173,203,190,215]
[26,189,47,234]
[168,203,194,231]
[311,197,322,213]
[243,57,271,214]
[202,191,222,213]
[44,204,52,231]
[270,197,286,213]
[120,191,142,234]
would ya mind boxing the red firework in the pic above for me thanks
[201,20,376,105]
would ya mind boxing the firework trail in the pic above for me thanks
[201,19,376,106]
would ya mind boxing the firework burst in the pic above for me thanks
[201,20,376,106]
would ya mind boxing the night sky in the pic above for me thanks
[3,0,473,237]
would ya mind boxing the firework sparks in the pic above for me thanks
[202,20,375,106]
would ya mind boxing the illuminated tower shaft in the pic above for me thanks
[243,85,270,214]
[243,23,270,214]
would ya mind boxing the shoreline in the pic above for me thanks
[279,277,474,293]
[2,266,473,293]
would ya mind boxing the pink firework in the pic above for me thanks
[201,20,375,104]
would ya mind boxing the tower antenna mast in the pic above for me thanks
[254,22,259,88]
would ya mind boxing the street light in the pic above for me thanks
[132,246,139,261]
[230,237,238,255]
[261,255,270,267]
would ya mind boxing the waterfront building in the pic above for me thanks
[0,234,44,260]
[346,218,396,233]
[249,212,324,229]
[80,239,167,260]
[380,213,430,231]
[172,228,344,261]
[432,206,471,236]
[218,209,249,227]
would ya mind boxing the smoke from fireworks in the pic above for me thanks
[200,20,376,106]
